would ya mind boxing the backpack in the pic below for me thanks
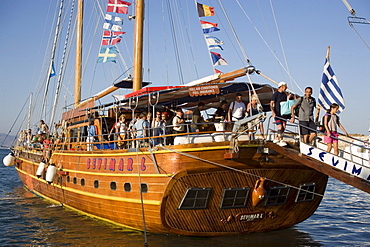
[319,113,339,132]
[294,98,302,117]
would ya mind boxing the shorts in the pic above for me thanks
[275,115,289,126]
[300,121,316,135]
[324,131,338,144]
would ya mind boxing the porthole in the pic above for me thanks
[140,183,148,193]
[73,177,77,185]
[124,182,131,192]
[80,178,85,186]
[66,176,70,183]
[57,176,63,185]
[94,180,99,189]
[110,181,117,191]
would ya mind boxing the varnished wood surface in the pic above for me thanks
[14,141,328,236]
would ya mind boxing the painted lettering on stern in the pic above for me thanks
[84,157,149,172]
[141,157,146,171]
[119,158,124,171]
[127,158,133,171]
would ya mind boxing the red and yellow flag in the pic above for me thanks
[197,2,214,17]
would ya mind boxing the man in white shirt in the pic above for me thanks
[228,93,246,122]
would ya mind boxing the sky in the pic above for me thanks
[0,0,369,136]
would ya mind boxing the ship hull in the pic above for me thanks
[14,141,328,236]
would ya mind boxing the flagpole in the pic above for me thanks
[326,46,330,60]
[316,46,330,123]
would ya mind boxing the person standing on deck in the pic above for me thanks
[290,87,317,144]
[87,120,96,151]
[228,93,246,122]
[270,82,289,146]
[191,102,205,132]
[39,120,49,134]
[247,94,265,139]
[173,108,185,134]
[323,103,349,156]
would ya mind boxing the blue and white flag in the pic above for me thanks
[205,35,224,50]
[50,62,56,77]
[97,47,118,63]
[103,14,123,31]
[318,57,345,112]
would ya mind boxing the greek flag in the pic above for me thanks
[318,58,345,113]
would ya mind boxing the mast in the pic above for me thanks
[74,0,83,107]
[133,0,144,92]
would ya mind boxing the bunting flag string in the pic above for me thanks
[200,20,220,34]
[97,47,118,63]
[197,2,227,68]
[210,52,228,66]
[197,3,214,17]
[106,0,131,14]
[98,1,130,63]
[101,31,125,45]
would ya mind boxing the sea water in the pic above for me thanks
[0,148,369,246]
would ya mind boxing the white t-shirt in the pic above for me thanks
[116,121,127,134]
[230,101,246,120]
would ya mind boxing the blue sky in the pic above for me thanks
[0,0,369,136]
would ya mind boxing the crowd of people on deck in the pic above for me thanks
[17,81,354,155]
[270,81,349,155]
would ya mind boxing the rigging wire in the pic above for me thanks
[1,95,30,148]
[40,0,65,121]
[50,0,76,133]
[269,0,293,88]
[217,0,251,65]
[235,0,303,94]
[166,0,185,84]
[349,23,370,50]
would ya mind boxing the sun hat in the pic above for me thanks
[278,81,287,88]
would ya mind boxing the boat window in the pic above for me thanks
[57,176,63,185]
[70,128,78,143]
[73,177,78,185]
[265,186,290,206]
[220,187,251,209]
[295,183,316,203]
[80,126,87,142]
[66,176,70,183]
[124,182,131,192]
[140,183,148,193]
[94,180,99,189]
[178,188,212,210]
[80,178,85,186]
[110,181,117,191]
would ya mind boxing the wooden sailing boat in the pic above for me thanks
[7,0,334,236]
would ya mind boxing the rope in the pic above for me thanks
[163,145,370,209]
[349,23,370,50]
[235,0,303,94]
[136,149,148,247]
[217,0,250,64]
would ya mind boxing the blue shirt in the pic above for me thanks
[134,119,149,138]
[87,125,96,137]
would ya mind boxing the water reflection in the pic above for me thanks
[1,151,369,246]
